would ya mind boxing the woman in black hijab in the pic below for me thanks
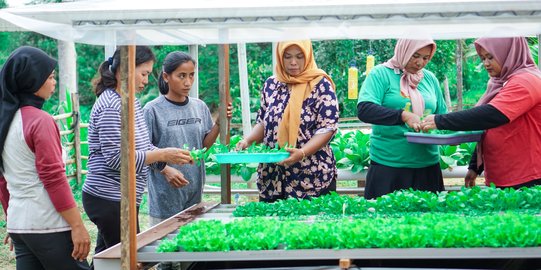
[0,46,90,270]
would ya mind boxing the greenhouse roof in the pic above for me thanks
[0,0,540,45]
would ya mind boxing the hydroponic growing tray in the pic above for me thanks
[404,130,483,145]
[215,152,290,164]
[93,203,541,270]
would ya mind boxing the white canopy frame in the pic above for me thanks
[1,0,541,44]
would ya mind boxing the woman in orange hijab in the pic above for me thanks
[237,40,339,202]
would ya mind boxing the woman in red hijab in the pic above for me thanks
[422,37,541,189]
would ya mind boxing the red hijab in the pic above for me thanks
[475,37,541,105]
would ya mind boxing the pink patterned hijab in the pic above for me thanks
[383,38,437,116]
[475,37,541,105]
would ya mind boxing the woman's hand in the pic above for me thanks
[464,169,478,188]
[235,139,250,151]
[161,166,189,188]
[277,148,305,167]
[215,102,233,127]
[420,114,437,132]
[225,102,233,120]
[70,224,91,262]
[162,148,193,165]
[402,111,421,132]
[3,234,12,251]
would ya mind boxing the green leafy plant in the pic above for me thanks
[182,144,207,165]
[158,210,541,252]
[330,130,370,173]
[233,185,541,217]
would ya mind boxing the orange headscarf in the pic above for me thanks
[275,40,335,148]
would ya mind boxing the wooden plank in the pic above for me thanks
[94,202,219,259]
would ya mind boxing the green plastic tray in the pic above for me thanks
[404,130,484,145]
[214,152,290,164]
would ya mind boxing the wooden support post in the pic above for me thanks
[219,44,232,204]
[339,258,352,269]
[119,46,138,270]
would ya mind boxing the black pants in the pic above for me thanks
[503,178,541,189]
[10,231,90,270]
[364,161,445,199]
[82,192,139,269]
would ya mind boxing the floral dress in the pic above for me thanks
[256,76,339,202]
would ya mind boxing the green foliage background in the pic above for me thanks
[1,0,539,123]
[0,33,513,122]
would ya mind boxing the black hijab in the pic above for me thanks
[0,46,57,171]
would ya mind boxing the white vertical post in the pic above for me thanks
[237,43,252,136]
[189,44,199,98]
[57,40,77,108]
[104,31,117,60]
[538,35,541,70]
[105,45,116,60]
[272,42,277,76]
[58,40,82,185]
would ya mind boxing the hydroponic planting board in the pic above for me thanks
[94,203,541,270]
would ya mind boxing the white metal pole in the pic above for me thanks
[237,43,252,136]
[57,40,77,108]
[104,31,117,60]
[272,42,277,76]
[189,44,199,98]
[538,35,541,70]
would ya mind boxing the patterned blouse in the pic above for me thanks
[256,76,339,202]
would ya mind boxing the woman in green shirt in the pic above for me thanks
[357,38,447,199]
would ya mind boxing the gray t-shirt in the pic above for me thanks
[143,95,213,219]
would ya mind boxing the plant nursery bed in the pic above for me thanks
[93,187,541,270]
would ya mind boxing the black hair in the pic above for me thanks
[158,51,196,95]
[92,46,156,97]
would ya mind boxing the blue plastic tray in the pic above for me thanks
[214,152,290,164]
[404,130,484,145]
